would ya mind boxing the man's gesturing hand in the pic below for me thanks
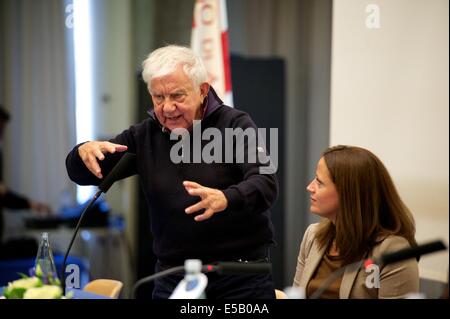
[183,181,228,222]
[78,141,128,179]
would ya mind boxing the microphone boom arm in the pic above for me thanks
[62,152,136,295]
[61,190,102,294]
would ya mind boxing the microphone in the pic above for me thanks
[310,239,447,299]
[98,153,136,193]
[132,261,272,298]
[204,261,272,275]
[377,240,446,266]
[61,152,136,294]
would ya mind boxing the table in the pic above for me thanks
[0,286,112,299]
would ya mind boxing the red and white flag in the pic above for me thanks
[191,0,233,106]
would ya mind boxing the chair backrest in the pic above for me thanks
[83,279,123,299]
[275,289,288,299]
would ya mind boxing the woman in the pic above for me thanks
[293,145,419,298]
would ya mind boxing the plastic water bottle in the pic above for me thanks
[34,232,59,286]
[169,259,208,299]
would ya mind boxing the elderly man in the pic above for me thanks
[65,45,278,299]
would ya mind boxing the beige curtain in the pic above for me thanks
[1,0,76,215]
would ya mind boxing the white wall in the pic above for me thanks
[331,0,448,282]
[90,0,137,283]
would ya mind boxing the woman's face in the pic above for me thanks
[307,157,340,223]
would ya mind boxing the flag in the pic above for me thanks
[191,0,233,107]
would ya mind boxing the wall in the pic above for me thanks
[330,0,449,282]
[227,0,332,287]
[1,0,76,213]
[89,0,137,285]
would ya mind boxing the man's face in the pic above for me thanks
[149,66,209,131]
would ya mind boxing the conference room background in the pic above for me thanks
[0,0,448,297]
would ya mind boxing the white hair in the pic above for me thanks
[141,45,208,89]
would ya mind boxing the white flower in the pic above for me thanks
[23,285,63,299]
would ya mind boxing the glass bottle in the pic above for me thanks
[34,232,60,286]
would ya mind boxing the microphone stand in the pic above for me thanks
[131,261,272,299]
[132,265,218,299]
[309,240,447,299]
[309,260,363,299]
[61,190,102,294]
[132,266,186,298]
[61,152,136,295]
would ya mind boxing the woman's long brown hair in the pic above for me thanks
[315,145,417,265]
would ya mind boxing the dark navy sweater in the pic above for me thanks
[66,88,278,265]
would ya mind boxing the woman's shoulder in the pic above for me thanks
[305,223,321,236]
[301,223,321,244]
[372,234,412,258]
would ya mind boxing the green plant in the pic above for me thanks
[2,265,71,299]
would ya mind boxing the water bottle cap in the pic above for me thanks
[184,259,202,274]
